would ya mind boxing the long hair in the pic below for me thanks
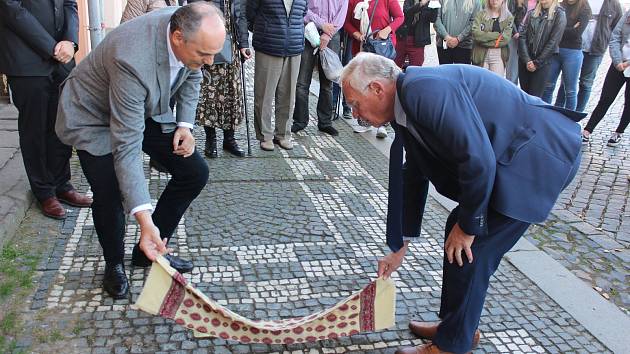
[533,0,559,19]
[484,0,513,21]
[443,0,477,14]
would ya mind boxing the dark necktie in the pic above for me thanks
[386,121,405,252]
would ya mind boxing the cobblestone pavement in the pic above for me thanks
[3,56,616,353]
[13,124,610,353]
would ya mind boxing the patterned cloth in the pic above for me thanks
[135,256,397,344]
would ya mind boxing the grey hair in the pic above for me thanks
[340,52,402,93]
[170,2,225,41]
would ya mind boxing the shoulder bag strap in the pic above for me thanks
[365,0,381,38]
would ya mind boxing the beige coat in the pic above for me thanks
[120,0,177,23]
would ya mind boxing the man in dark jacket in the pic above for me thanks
[341,53,583,354]
[247,0,307,151]
[0,0,92,219]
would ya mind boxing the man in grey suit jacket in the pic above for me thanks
[56,3,226,299]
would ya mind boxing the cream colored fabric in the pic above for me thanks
[135,256,397,344]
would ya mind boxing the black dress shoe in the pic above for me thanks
[149,158,169,173]
[131,244,194,273]
[103,263,129,299]
[164,254,194,274]
[291,124,305,133]
[319,126,339,136]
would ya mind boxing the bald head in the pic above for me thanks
[170,2,225,41]
[169,2,227,69]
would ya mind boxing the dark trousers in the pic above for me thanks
[518,61,551,98]
[437,46,471,65]
[293,32,341,130]
[584,64,630,134]
[433,207,530,353]
[395,36,425,68]
[77,119,209,264]
[7,67,73,201]
[332,30,353,115]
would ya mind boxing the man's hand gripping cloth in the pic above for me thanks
[135,256,396,344]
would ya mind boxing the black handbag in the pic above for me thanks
[362,0,397,60]
[214,0,234,65]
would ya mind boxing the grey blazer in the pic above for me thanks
[56,7,202,213]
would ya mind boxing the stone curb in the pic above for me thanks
[0,101,33,251]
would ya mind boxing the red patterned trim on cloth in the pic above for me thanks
[159,272,187,319]
[359,281,376,331]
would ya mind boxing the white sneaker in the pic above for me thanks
[607,132,622,147]
[353,125,373,133]
[376,126,388,138]
[353,118,373,133]
[260,140,274,151]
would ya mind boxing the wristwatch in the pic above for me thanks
[72,42,79,52]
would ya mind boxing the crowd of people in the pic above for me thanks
[111,0,630,150]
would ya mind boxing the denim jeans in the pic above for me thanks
[542,48,584,110]
[555,52,604,112]
[505,36,519,84]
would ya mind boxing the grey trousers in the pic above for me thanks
[253,51,301,142]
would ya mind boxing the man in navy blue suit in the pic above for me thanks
[341,53,583,354]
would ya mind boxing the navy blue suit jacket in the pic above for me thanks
[386,65,583,252]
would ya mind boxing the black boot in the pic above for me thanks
[204,126,218,158]
[223,129,245,157]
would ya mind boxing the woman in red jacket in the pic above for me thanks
[344,0,404,136]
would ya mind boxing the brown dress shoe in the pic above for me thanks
[395,343,458,354]
[57,189,92,207]
[41,197,66,219]
[409,321,480,349]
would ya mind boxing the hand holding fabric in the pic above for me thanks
[136,211,170,262]
[377,242,408,279]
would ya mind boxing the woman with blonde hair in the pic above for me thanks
[518,0,567,97]
[434,0,481,64]
[472,0,514,75]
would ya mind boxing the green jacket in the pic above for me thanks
[471,11,513,66]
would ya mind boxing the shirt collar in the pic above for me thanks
[166,23,184,69]
[394,90,407,128]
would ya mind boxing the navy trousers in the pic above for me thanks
[433,207,530,353]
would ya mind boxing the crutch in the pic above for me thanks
[333,32,346,120]
[239,48,252,156]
